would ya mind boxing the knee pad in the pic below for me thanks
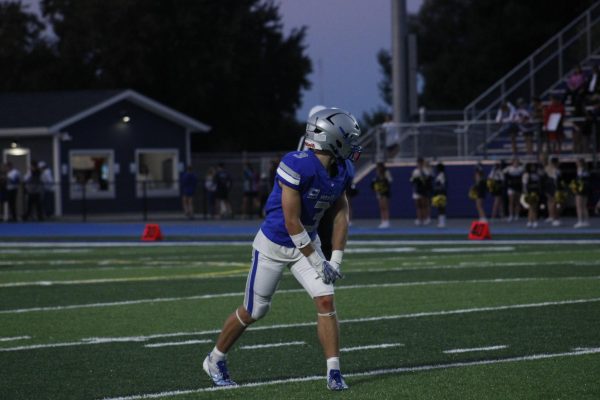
[249,294,271,320]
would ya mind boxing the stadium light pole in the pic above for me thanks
[391,0,408,123]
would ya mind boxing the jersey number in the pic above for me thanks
[306,201,330,233]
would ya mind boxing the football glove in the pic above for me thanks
[307,252,342,284]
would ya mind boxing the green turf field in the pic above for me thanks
[1,241,600,399]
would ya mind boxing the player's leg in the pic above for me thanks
[290,252,348,391]
[203,249,284,386]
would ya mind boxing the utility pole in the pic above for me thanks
[391,0,408,123]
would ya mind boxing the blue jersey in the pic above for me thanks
[260,150,354,247]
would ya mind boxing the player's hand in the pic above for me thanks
[328,259,343,279]
[320,260,342,284]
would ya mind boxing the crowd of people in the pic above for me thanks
[0,160,54,222]
[473,157,598,228]
[496,63,600,156]
[369,156,598,229]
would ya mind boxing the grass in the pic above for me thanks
[1,241,599,399]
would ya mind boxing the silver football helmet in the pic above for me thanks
[304,108,362,161]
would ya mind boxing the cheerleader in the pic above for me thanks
[544,157,564,226]
[470,166,487,222]
[432,163,447,228]
[411,157,430,226]
[503,158,524,221]
[423,160,434,225]
[573,158,591,228]
[522,163,542,228]
[487,162,505,219]
[371,162,392,229]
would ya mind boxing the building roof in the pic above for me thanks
[0,89,211,136]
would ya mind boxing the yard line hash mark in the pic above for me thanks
[2,297,599,352]
[443,345,508,354]
[240,341,306,350]
[99,347,600,400]
[0,336,31,342]
[144,339,212,348]
[341,343,404,352]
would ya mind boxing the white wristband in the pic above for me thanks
[290,230,311,249]
[330,250,343,265]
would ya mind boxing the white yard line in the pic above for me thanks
[99,347,600,400]
[0,336,31,342]
[0,268,249,288]
[431,247,514,253]
[2,239,600,250]
[239,341,306,350]
[2,297,599,353]
[443,345,508,354]
[144,339,212,348]
[3,275,600,314]
[346,247,417,253]
[341,343,404,352]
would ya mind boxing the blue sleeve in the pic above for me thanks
[275,152,311,191]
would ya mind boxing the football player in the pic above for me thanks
[203,108,361,391]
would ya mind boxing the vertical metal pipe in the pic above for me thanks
[391,0,408,123]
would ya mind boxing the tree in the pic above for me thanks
[0,1,56,91]
[415,0,596,109]
[374,0,596,112]
[36,0,311,151]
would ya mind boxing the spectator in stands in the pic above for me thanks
[544,156,563,226]
[522,162,542,228]
[503,158,524,222]
[241,162,260,219]
[381,114,400,157]
[565,64,586,105]
[469,165,487,222]
[371,162,392,229]
[410,157,430,226]
[586,64,600,95]
[487,162,505,220]
[39,161,54,219]
[515,98,534,155]
[496,100,518,155]
[543,94,565,154]
[204,167,217,218]
[6,162,20,222]
[215,163,233,219]
[531,97,545,155]
[432,162,447,228]
[181,165,198,219]
[572,97,591,154]
[22,161,44,221]
[572,158,591,228]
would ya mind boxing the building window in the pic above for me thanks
[69,150,115,199]
[135,149,179,197]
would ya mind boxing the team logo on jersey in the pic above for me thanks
[294,152,309,159]
[307,188,320,199]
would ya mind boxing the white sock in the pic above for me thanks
[327,357,340,374]
[211,346,226,362]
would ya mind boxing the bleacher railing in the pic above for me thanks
[358,115,599,163]
[464,2,600,122]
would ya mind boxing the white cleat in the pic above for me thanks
[203,353,237,387]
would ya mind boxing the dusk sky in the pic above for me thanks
[23,0,423,122]
[278,0,424,120]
